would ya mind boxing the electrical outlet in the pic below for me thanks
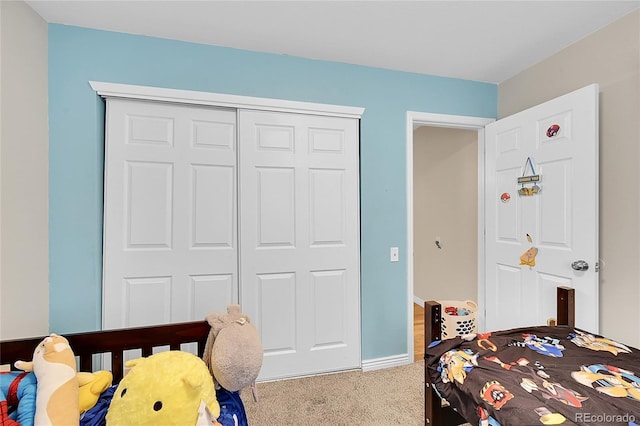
[390,247,399,262]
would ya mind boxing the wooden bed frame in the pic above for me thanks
[423,286,576,426]
[0,320,210,383]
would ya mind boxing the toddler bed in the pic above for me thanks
[0,320,247,425]
[424,287,640,426]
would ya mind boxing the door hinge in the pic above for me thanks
[595,261,600,272]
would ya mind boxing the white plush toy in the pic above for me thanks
[15,334,79,425]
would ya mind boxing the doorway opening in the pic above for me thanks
[405,112,494,361]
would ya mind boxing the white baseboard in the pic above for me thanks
[361,353,411,372]
[413,295,424,306]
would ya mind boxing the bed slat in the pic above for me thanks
[111,352,124,382]
[79,356,92,373]
[142,346,153,358]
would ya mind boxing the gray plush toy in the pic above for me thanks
[202,305,263,400]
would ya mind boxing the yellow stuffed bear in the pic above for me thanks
[105,350,219,426]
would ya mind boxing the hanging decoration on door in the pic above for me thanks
[518,157,541,196]
[520,233,538,267]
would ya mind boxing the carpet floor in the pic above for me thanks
[240,361,425,425]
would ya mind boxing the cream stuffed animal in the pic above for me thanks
[15,334,79,425]
[203,305,263,398]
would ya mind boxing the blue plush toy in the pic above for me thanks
[0,371,37,426]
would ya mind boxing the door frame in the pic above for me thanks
[89,81,364,119]
[405,111,494,361]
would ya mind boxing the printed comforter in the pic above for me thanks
[424,326,640,426]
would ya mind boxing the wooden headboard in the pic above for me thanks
[0,320,210,383]
[424,286,576,346]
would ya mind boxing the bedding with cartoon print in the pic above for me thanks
[424,326,640,426]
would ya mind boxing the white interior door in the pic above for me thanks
[239,110,361,380]
[102,99,238,329]
[484,84,599,333]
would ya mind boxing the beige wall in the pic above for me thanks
[413,126,478,303]
[499,10,640,347]
[0,1,49,339]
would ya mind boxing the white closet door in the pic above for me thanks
[239,110,361,380]
[102,99,237,329]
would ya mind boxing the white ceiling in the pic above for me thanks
[25,0,640,84]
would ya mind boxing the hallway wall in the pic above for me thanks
[413,126,477,303]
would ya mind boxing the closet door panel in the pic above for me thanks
[239,110,361,380]
[103,99,237,329]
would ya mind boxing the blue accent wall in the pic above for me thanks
[48,24,496,360]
